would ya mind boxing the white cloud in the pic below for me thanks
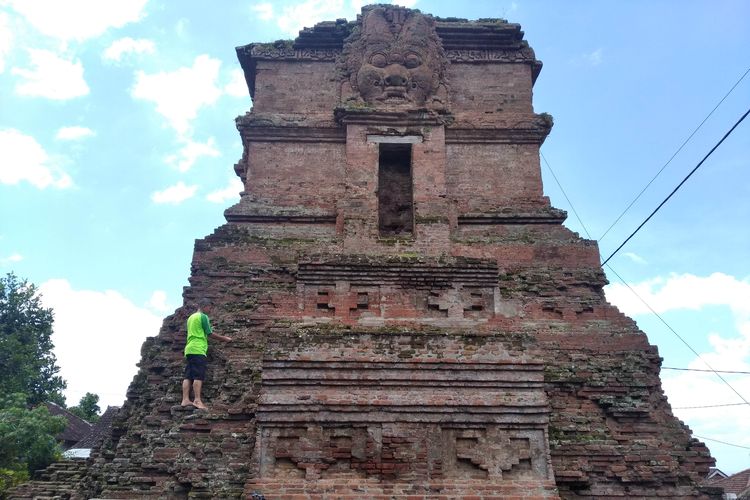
[251,2,274,21]
[151,181,198,204]
[39,279,162,409]
[0,128,73,188]
[12,48,89,99]
[393,0,418,7]
[103,37,155,62]
[266,0,420,37]
[206,177,243,204]
[605,272,750,317]
[55,126,95,141]
[0,12,12,74]
[165,137,220,172]
[576,48,603,66]
[275,0,348,37]
[224,68,248,98]
[147,290,170,313]
[605,272,750,466]
[586,48,603,65]
[661,368,750,462]
[623,252,647,265]
[4,0,148,42]
[174,18,189,39]
[131,55,222,135]
[0,253,23,265]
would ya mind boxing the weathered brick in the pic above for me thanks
[8,5,719,500]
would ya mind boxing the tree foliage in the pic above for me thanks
[0,467,29,497]
[0,273,66,406]
[0,393,66,493]
[68,392,101,423]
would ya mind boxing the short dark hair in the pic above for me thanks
[196,298,211,309]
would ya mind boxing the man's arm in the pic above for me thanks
[212,333,232,342]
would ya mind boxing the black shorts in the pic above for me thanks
[184,354,207,381]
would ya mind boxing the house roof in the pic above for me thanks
[72,406,120,449]
[45,402,92,444]
[706,467,729,481]
[708,467,750,496]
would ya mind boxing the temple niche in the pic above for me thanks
[9,5,722,500]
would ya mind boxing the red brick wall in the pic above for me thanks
[246,141,345,210]
[447,143,545,213]
[11,9,720,500]
[253,61,340,115]
[447,63,534,125]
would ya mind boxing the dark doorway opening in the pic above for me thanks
[378,143,413,236]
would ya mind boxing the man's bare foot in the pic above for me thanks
[180,400,195,407]
[193,400,207,410]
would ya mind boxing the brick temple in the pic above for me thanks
[11,5,721,500]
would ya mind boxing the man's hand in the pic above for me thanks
[214,334,232,342]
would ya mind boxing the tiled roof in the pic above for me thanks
[709,467,750,496]
[73,406,120,449]
[45,402,92,444]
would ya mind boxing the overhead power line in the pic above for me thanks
[598,67,750,242]
[543,105,750,413]
[663,367,750,375]
[543,150,750,405]
[601,105,750,267]
[694,435,750,450]
[605,264,750,407]
[542,102,750,464]
[673,402,749,410]
[541,150,750,407]
[541,152,593,239]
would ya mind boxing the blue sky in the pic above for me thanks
[1,0,748,474]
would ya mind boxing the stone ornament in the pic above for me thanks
[247,45,340,61]
[445,48,538,63]
[339,6,448,108]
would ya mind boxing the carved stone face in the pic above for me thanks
[342,7,445,106]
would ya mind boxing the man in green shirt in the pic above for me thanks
[181,299,232,409]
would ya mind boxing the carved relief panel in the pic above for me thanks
[338,6,448,108]
[301,282,495,321]
[297,261,501,322]
[257,424,551,482]
[255,357,553,483]
[442,427,550,480]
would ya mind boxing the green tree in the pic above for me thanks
[0,273,66,406]
[68,392,100,423]
[0,393,66,495]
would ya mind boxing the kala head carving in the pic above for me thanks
[340,6,447,107]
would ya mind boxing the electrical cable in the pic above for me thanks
[673,403,748,410]
[598,67,750,242]
[605,264,750,406]
[601,106,750,267]
[693,435,750,450]
[541,151,593,239]
[542,112,750,465]
[663,367,750,375]
[543,151,750,407]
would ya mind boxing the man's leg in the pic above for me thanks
[181,379,193,406]
[193,380,206,409]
